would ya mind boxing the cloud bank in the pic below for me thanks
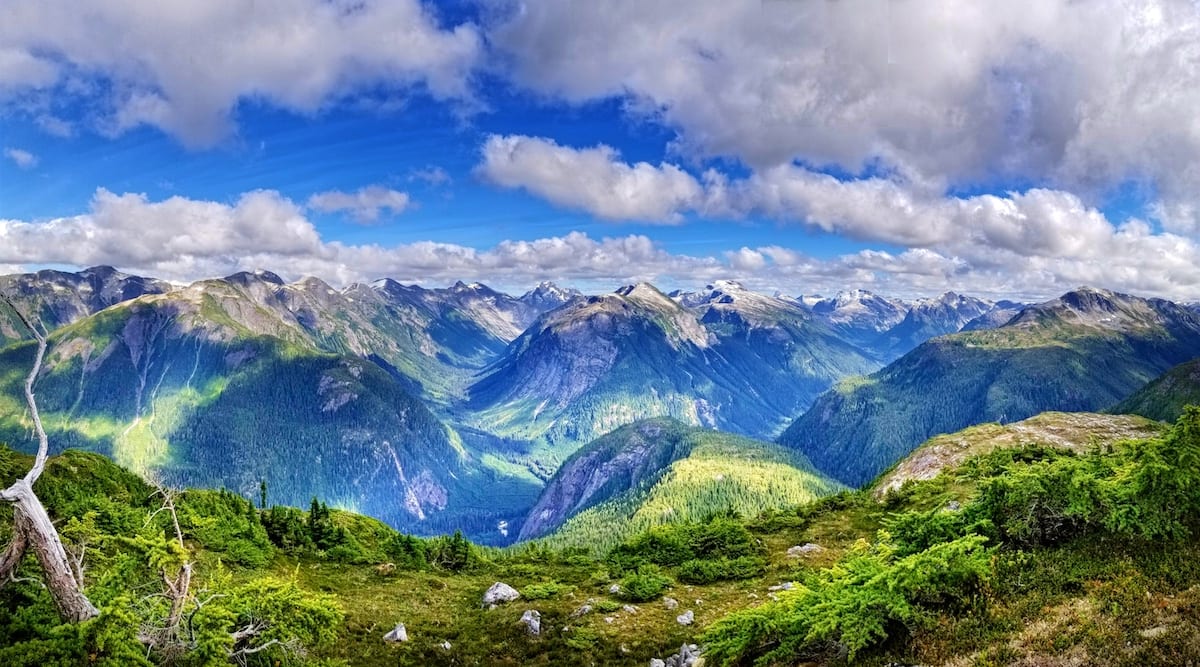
[2,188,1199,301]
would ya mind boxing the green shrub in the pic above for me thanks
[523,581,571,600]
[617,567,672,602]
[677,556,766,584]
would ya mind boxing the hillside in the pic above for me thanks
[5,409,1200,666]
[1112,357,1200,423]
[871,411,1164,497]
[468,282,876,467]
[779,287,1200,487]
[519,418,841,547]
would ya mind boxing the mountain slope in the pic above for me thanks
[0,265,172,343]
[873,291,993,359]
[871,411,1165,497]
[780,287,1200,486]
[807,289,908,350]
[0,277,542,541]
[524,418,842,550]
[1111,356,1200,423]
[468,282,877,467]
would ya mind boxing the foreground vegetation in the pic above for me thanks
[3,407,1200,665]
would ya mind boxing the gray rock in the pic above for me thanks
[946,500,962,511]
[659,642,704,667]
[650,660,666,667]
[604,616,615,624]
[571,604,592,618]
[622,604,638,614]
[676,609,694,625]
[382,622,408,643]
[519,609,541,637]
[663,596,679,610]
[440,640,452,650]
[787,543,824,557]
[482,582,520,608]
[767,582,795,591]
[608,583,621,594]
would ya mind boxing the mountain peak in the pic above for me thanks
[224,269,285,286]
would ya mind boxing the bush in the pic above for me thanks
[703,535,992,664]
[677,556,766,584]
[617,567,672,602]
[523,581,572,600]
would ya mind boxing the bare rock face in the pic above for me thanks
[482,582,520,608]
[383,622,408,643]
[519,609,541,636]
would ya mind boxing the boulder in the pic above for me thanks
[676,609,694,625]
[519,609,541,637]
[663,596,679,610]
[608,583,621,594]
[650,660,666,667]
[482,582,521,608]
[382,622,408,643]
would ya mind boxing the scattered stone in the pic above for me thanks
[440,640,452,650]
[663,596,679,610]
[747,593,758,599]
[622,604,638,614]
[1140,625,1170,639]
[946,500,962,512]
[604,616,615,624]
[609,583,621,594]
[382,622,408,643]
[571,604,592,618]
[767,582,795,591]
[375,562,396,575]
[658,642,704,667]
[519,609,541,637]
[676,609,694,625]
[694,598,703,605]
[787,543,824,557]
[482,582,520,608]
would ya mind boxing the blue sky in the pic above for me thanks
[1,1,1199,300]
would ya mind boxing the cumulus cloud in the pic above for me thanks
[477,134,707,223]
[474,135,1200,299]
[2,188,1200,301]
[307,186,411,223]
[0,0,481,147]
[486,0,1200,231]
[3,147,36,169]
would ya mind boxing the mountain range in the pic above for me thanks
[0,266,1196,544]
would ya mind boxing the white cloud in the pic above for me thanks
[408,166,451,187]
[307,186,412,223]
[2,187,1200,301]
[3,147,37,169]
[486,0,1200,231]
[474,135,1200,299]
[0,1,481,146]
[477,134,706,223]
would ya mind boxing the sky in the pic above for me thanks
[2,0,1200,301]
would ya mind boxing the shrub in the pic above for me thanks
[617,567,672,602]
[677,556,766,584]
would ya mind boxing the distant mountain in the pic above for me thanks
[524,418,841,551]
[806,289,909,350]
[0,266,172,343]
[961,300,1025,331]
[873,291,993,359]
[519,281,582,313]
[0,272,547,541]
[468,282,877,467]
[1111,357,1200,423]
[779,287,1200,487]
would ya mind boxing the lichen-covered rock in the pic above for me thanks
[382,622,408,643]
[482,582,520,608]
[787,543,824,557]
[520,609,541,636]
